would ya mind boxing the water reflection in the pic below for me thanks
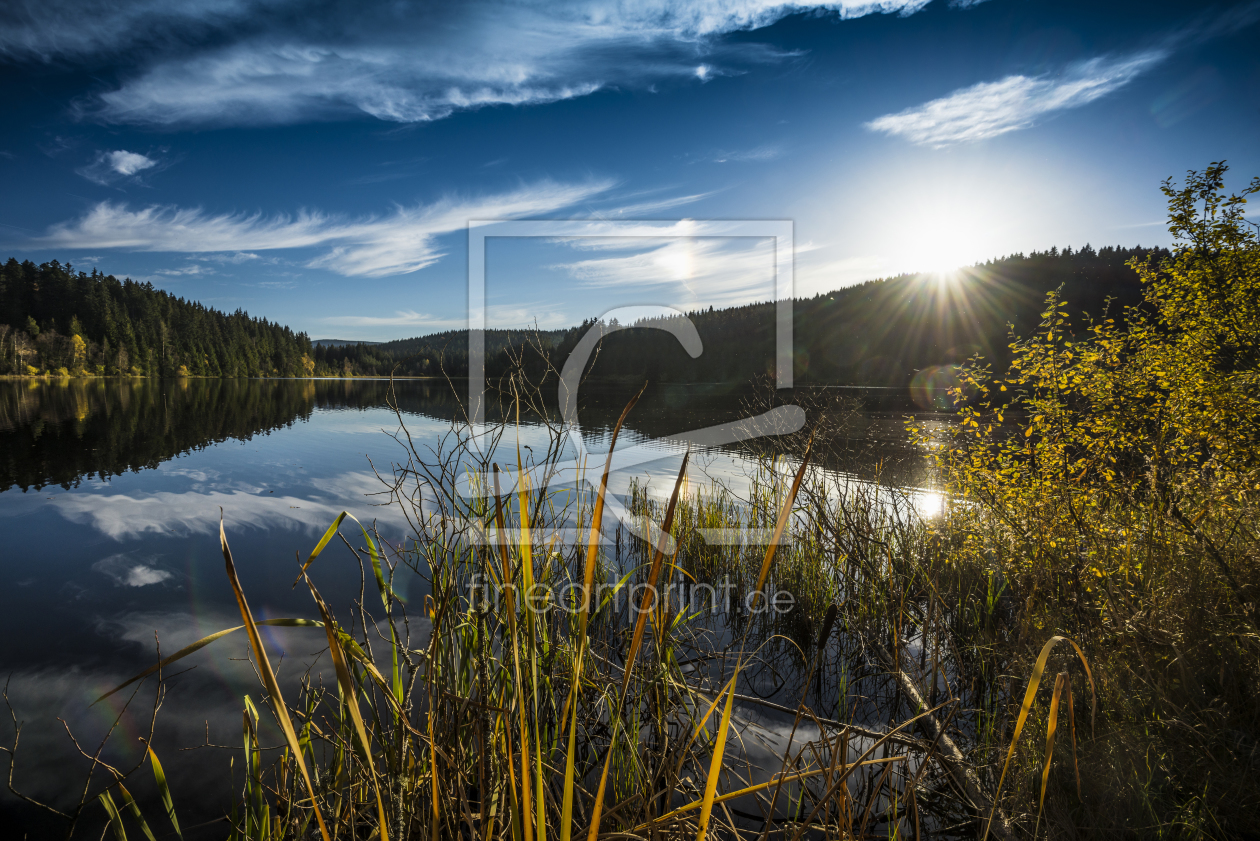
[0,377,948,831]
[0,377,938,493]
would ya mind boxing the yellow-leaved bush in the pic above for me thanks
[918,162,1260,634]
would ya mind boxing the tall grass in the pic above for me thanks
[10,369,1255,840]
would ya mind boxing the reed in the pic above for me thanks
[11,363,1257,841]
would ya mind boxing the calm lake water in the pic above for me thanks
[0,377,942,832]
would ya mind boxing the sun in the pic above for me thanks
[906,213,981,273]
[900,196,1002,275]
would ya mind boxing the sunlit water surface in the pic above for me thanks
[0,377,945,832]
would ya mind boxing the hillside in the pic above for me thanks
[2,245,1166,385]
[0,259,316,377]
[319,244,1166,386]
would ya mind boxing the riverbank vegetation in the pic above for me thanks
[6,165,1257,839]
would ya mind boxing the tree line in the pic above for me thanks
[319,244,1168,387]
[0,259,317,377]
[2,245,1167,386]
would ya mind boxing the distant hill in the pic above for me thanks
[315,244,1166,387]
[312,338,382,347]
[3,245,1169,387]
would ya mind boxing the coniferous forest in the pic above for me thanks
[316,243,1167,386]
[2,244,1165,386]
[0,259,315,377]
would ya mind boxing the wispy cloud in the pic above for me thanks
[552,236,777,307]
[52,472,405,540]
[195,251,261,263]
[0,0,929,127]
[322,303,568,331]
[156,263,213,276]
[323,310,452,328]
[866,51,1165,146]
[34,179,614,277]
[92,553,174,587]
[595,190,718,218]
[76,149,164,185]
[709,144,783,163]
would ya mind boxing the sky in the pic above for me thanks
[1,0,1258,341]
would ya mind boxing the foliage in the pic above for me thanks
[6,166,1256,839]
[923,163,1260,834]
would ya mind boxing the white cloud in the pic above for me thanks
[156,264,213,276]
[596,190,718,218]
[796,253,888,294]
[93,553,174,587]
[0,0,932,127]
[0,0,275,61]
[196,251,261,263]
[865,51,1166,146]
[52,472,407,540]
[76,149,162,185]
[553,236,777,307]
[108,150,157,175]
[36,179,614,277]
[323,310,455,328]
[322,303,569,331]
[482,304,573,330]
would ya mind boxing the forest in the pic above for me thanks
[316,243,1167,386]
[2,244,1165,386]
[0,259,316,378]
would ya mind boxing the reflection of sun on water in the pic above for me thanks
[914,489,945,519]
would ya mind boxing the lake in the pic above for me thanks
[0,377,943,833]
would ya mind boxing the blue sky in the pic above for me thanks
[1,0,1257,341]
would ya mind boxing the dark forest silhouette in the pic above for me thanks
[2,245,1165,386]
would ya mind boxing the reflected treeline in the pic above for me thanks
[0,377,935,492]
[0,378,451,492]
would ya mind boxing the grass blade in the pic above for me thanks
[621,449,690,698]
[1066,675,1081,799]
[293,511,348,582]
[983,635,1095,841]
[642,756,903,833]
[494,466,534,841]
[751,441,812,607]
[1035,672,1067,837]
[696,444,810,841]
[99,790,128,841]
[147,746,181,839]
[116,783,157,841]
[93,618,323,705]
[220,513,332,841]
[586,449,690,841]
[562,385,648,841]
[304,573,392,841]
[695,675,736,841]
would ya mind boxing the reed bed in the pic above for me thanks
[11,372,1257,841]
